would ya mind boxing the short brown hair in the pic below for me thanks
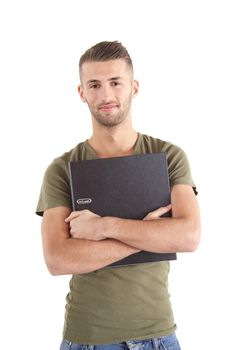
[79,41,133,74]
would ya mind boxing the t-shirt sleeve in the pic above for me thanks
[36,158,72,216]
[164,143,198,195]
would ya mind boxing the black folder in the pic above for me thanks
[69,153,177,267]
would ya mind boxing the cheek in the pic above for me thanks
[82,92,95,104]
[85,95,99,110]
[86,89,101,101]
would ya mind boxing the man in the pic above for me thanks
[36,41,200,350]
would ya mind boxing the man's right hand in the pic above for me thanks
[143,204,172,221]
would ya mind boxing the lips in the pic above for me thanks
[98,104,118,112]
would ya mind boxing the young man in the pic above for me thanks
[36,41,200,350]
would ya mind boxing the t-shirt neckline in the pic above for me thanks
[84,132,142,158]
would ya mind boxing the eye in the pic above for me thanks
[89,83,101,89]
[111,81,120,86]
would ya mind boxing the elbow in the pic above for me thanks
[48,265,62,276]
[185,235,200,252]
[44,252,91,276]
[45,256,64,276]
[44,251,69,276]
[184,225,201,252]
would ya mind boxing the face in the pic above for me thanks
[78,59,139,127]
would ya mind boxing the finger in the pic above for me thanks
[153,204,172,217]
[144,204,172,220]
[65,210,83,223]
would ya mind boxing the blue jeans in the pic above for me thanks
[60,333,181,350]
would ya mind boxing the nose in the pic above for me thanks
[101,84,113,102]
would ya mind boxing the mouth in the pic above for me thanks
[98,104,118,112]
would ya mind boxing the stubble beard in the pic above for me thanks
[88,95,132,128]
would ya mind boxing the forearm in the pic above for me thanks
[101,216,200,253]
[42,207,139,276]
[99,185,201,253]
[47,237,139,275]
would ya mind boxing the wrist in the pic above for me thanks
[101,216,120,239]
[102,217,140,253]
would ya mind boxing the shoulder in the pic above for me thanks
[42,140,87,194]
[141,133,195,190]
[46,141,86,173]
[54,141,86,164]
[36,141,86,216]
[140,133,185,157]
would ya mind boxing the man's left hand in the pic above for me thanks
[65,210,105,241]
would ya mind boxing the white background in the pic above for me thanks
[0,1,232,349]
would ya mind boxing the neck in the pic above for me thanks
[88,121,138,158]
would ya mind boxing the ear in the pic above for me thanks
[78,84,86,103]
[132,80,139,97]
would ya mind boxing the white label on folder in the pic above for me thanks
[77,198,92,205]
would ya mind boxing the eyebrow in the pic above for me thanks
[86,77,122,85]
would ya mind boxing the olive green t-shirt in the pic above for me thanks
[36,133,196,344]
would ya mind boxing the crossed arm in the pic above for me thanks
[41,184,201,275]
